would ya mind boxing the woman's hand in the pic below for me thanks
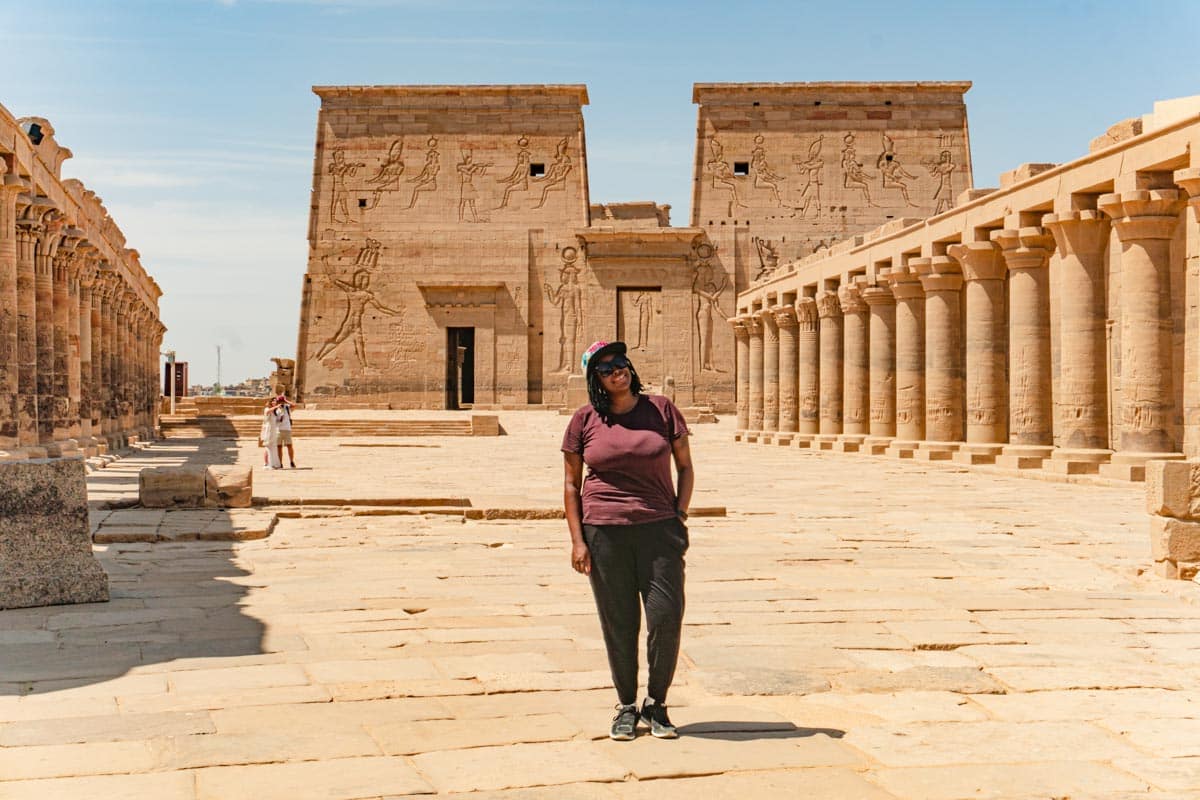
[571,541,591,575]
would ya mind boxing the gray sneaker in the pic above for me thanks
[640,699,679,739]
[610,703,638,741]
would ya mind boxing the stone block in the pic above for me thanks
[1146,459,1200,519]
[470,415,500,436]
[1149,515,1200,563]
[139,465,206,508]
[204,466,253,508]
[0,458,110,610]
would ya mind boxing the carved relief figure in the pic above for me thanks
[750,134,784,206]
[793,136,824,218]
[691,242,728,372]
[752,236,779,281]
[876,133,918,207]
[496,135,532,209]
[456,148,491,222]
[924,149,957,214]
[312,269,402,368]
[840,133,877,207]
[404,137,440,210]
[705,139,744,210]
[364,139,405,210]
[532,137,572,209]
[631,292,655,350]
[318,238,381,276]
[328,149,366,223]
[544,247,582,373]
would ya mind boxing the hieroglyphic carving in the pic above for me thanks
[840,133,877,207]
[691,241,728,372]
[496,135,532,210]
[404,137,440,210]
[750,134,784,206]
[312,270,402,367]
[329,149,366,223]
[269,358,296,397]
[705,139,744,211]
[752,237,778,281]
[532,137,572,209]
[364,139,405,210]
[630,292,655,350]
[544,246,582,373]
[876,133,918,207]
[318,238,382,275]
[456,148,491,223]
[924,149,957,214]
[793,136,824,218]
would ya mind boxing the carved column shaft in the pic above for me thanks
[760,310,779,433]
[77,266,95,444]
[747,318,764,432]
[776,308,799,434]
[56,251,80,442]
[0,181,18,448]
[839,286,869,436]
[796,298,819,435]
[816,291,843,435]
[15,224,39,447]
[950,242,1007,444]
[1044,211,1111,449]
[1099,189,1183,453]
[732,319,750,431]
[99,280,115,438]
[887,268,925,441]
[994,228,1054,446]
[916,257,964,442]
[34,230,56,444]
[115,294,131,437]
[862,286,896,437]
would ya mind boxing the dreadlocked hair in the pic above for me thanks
[587,362,644,421]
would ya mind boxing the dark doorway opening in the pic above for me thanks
[446,327,475,409]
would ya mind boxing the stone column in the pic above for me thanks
[1043,209,1114,474]
[948,241,1007,464]
[63,249,83,443]
[796,297,819,440]
[732,317,750,436]
[816,291,843,441]
[101,278,118,446]
[838,285,869,448]
[114,292,132,442]
[76,260,97,455]
[884,266,924,456]
[1178,169,1200,458]
[747,315,764,440]
[33,223,58,450]
[15,221,41,454]
[914,256,964,457]
[51,248,76,451]
[775,306,799,441]
[993,227,1055,469]
[862,284,896,450]
[1099,189,1185,479]
[760,309,780,440]
[0,168,21,456]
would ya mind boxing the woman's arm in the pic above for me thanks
[563,452,591,575]
[671,435,694,517]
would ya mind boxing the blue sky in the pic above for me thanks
[2,0,1197,386]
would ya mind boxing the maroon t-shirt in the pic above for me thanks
[561,394,690,526]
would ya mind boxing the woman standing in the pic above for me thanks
[259,400,281,470]
[561,341,694,741]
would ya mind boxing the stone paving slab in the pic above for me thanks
[2,412,1200,797]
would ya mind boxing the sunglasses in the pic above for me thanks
[593,356,631,377]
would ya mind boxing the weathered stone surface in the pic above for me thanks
[1149,514,1200,562]
[0,458,108,609]
[138,464,206,508]
[1146,459,1200,520]
[204,464,253,508]
[869,761,1148,800]
[411,741,627,793]
[193,756,434,799]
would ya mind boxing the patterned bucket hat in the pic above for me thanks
[581,340,627,377]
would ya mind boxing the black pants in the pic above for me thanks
[583,517,687,706]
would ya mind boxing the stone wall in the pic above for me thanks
[0,106,164,460]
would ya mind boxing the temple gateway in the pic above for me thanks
[293,82,972,410]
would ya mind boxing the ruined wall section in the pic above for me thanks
[691,82,972,295]
[296,85,589,406]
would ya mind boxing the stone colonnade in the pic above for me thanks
[0,111,163,460]
[732,114,1200,481]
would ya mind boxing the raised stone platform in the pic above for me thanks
[0,458,109,610]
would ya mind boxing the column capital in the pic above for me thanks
[992,227,1055,271]
[815,290,842,319]
[1175,167,1200,208]
[730,316,751,339]
[795,297,818,330]
[745,316,762,335]
[914,255,963,293]
[1042,210,1111,255]
[773,305,799,328]
[837,284,867,315]
[1099,189,1183,240]
[882,264,925,300]
[860,284,895,306]
[948,241,1004,282]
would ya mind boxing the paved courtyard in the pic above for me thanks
[3,411,1200,798]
